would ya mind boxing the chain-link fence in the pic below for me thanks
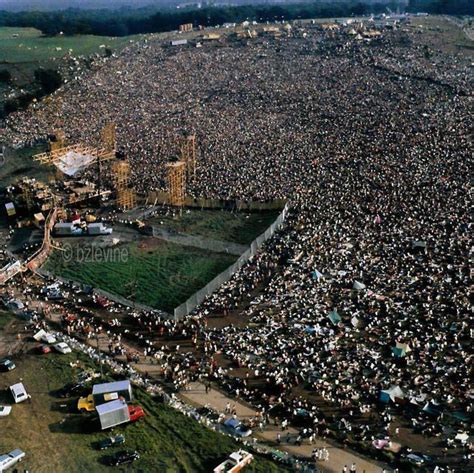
[174,203,289,319]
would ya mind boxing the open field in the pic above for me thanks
[0,338,288,472]
[149,209,281,245]
[409,16,474,57]
[44,239,237,312]
[0,27,138,63]
[0,27,143,86]
[0,144,52,187]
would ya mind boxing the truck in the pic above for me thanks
[0,449,25,472]
[87,223,112,236]
[78,380,133,412]
[54,222,83,236]
[96,399,129,430]
[214,450,254,473]
[93,380,132,404]
[96,400,145,430]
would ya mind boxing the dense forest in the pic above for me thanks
[0,1,472,37]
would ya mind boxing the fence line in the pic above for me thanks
[173,203,289,320]
[146,191,287,211]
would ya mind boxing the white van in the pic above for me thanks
[9,383,28,404]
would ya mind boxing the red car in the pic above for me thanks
[95,296,111,308]
[38,345,51,354]
[128,405,145,422]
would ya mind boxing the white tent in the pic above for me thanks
[56,150,96,176]
[353,280,366,290]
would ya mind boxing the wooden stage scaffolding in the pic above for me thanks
[166,161,186,207]
[112,160,136,210]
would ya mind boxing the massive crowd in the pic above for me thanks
[1,19,471,468]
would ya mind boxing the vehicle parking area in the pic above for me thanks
[0,333,107,472]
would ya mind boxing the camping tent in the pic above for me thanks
[328,309,341,325]
[353,280,366,290]
[380,385,404,403]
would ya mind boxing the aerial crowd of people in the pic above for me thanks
[1,18,471,469]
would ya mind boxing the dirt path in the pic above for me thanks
[180,382,391,473]
[40,308,390,471]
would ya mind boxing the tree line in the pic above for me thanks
[0,1,471,38]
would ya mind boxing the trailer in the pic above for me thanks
[87,223,112,235]
[96,399,129,430]
[54,222,83,236]
[92,380,133,405]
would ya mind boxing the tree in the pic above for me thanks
[34,68,62,95]
[4,98,19,115]
[0,69,12,84]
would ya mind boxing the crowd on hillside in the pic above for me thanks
[2,21,472,468]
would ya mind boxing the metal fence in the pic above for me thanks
[174,203,289,320]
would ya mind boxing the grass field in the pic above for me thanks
[0,345,288,472]
[0,143,53,187]
[409,16,474,58]
[45,240,237,312]
[0,27,142,86]
[0,27,139,63]
[150,209,281,245]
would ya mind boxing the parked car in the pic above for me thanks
[97,435,125,450]
[0,405,12,417]
[17,310,35,323]
[9,383,28,404]
[5,299,24,313]
[41,333,57,344]
[0,449,25,471]
[128,405,145,423]
[38,345,52,354]
[404,452,432,467]
[223,418,252,438]
[106,450,139,466]
[54,342,72,354]
[57,382,88,398]
[0,358,16,372]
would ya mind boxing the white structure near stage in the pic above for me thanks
[56,149,97,176]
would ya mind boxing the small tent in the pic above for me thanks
[353,280,366,290]
[380,385,404,403]
[328,309,341,325]
[312,270,324,281]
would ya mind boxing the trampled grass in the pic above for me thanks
[0,144,52,187]
[150,209,281,245]
[45,240,237,312]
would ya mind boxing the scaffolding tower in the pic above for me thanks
[112,160,136,210]
[166,161,186,207]
[101,122,116,152]
[49,129,66,152]
[23,187,34,212]
[180,134,197,180]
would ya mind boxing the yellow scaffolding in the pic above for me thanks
[49,129,67,152]
[166,161,186,207]
[101,122,116,152]
[112,160,136,210]
[180,134,197,180]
